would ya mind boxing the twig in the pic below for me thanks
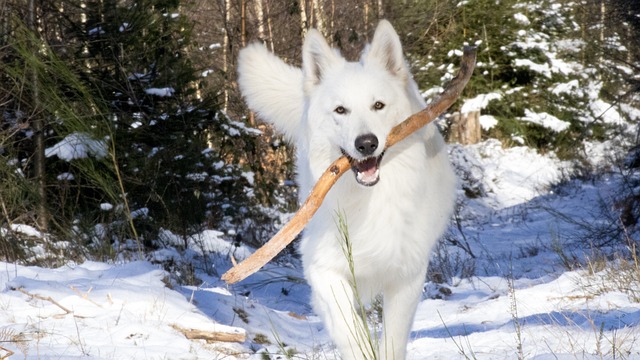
[14,287,87,318]
[0,345,14,360]
[69,285,102,308]
[222,46,477,284]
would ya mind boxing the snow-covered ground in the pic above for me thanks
[2,138,640,359]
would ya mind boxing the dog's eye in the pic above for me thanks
[334,106,347,114]
[373,101,385,110]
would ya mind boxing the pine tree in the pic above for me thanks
[391,0,634,159]
[0,0,274,260]
[71,0,269,245]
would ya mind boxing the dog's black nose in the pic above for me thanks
[355,134,379,156]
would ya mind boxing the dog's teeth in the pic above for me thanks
[356,169,380,185]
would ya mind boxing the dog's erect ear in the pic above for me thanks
[302,29,342,93]
[364,20,409,82]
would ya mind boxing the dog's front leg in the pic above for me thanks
[307,269,373,360]
[380,274,425,360]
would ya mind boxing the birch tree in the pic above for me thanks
[222,0,231,113]
[299,0,308,37]
[312,0,324,35]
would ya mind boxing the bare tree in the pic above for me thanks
[264,0,274,51]
[28,0,49,232]
[253,0,266,42]
[377,0,384,18]
[312,0,325,35]
[222,0,231,113]
[299,0,308,37]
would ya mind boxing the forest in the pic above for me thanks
[0,0,638,258]
[1,0,640,358]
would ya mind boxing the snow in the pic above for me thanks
[130,208,149,219]
[448,49,464,57]
[514,13,531,25]
[45,132,108,161]
[100,203,114,211]
[479,114,498,130]
[144,87,175,97]
[0,261,245,359]
[520,109,571,132]
[242,171,255,186]
[460,92,502,113]
[88,26,105,36]
[57,172,75,181]
[551,79,580,95]
[5,133,640,359]
[590,99,625,125]
[10,224,45,238]
[451,139,571,208]
[515,58,553,78]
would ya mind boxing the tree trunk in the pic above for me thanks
[29,0,49,232]
[241,0,255,127]
[299,0,308,37]
[208,0,232,149]
[364,1,369,36]
[254,0,265,41]
[222,0,231,113]
[264,0,274,51]
[312,0,324,35]
[599,0,605,74]
[449,111,481,145]
[328,0,335,45]
[376,0,384,18]
[240,0,246,47]
[0,0,7,46]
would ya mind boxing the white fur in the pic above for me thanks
[238,20,456,360]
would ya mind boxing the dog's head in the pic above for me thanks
[302,21,419,187]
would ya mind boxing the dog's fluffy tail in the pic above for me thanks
[238,43,304,144]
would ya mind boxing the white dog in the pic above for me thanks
[238,20,456,360]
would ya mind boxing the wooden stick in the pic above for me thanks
[0,345,15,360]
[14,287,88,318]
[222,46,477,284]
[171,324,247,343]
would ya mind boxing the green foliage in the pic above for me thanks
[1,18,135,252]
[393,0,636,160]
[0,145,37,262]
[0,0,279,261]
[69,0,272,245]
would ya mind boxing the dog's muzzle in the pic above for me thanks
[341,147,385,187]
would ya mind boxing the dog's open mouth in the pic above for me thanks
[341,149,385,187]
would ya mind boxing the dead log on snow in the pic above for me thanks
[171,324,246,343]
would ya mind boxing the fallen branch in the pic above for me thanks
[0,345,14,360]
[222,46,477,284]
[70,285,103,308]
[14,287,87,318]
[171,324,246,343]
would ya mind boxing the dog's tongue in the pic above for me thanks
[355,157,379,185]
